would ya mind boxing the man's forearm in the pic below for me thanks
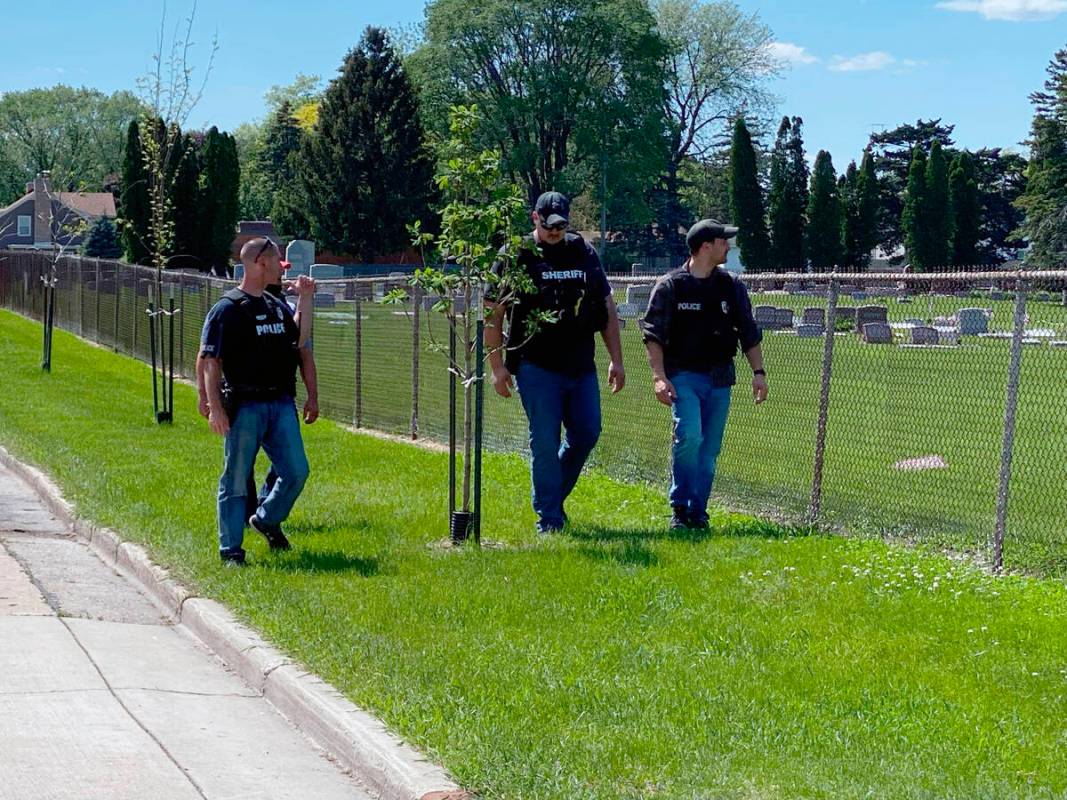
[645,341,667,380]
[298,349,318,401]
[295,293,312,348]
[744,344,764,372]
[203,358,224,410]
[485,303,506,370]
[195,355,207,402]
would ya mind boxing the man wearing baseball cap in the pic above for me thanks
[639,219,767,530]
[485,191,626,534]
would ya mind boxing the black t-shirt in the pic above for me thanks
[639,265,762,385]
[199,289,300,398]
[494,232,610,376]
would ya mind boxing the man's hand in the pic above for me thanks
[653,376,676,406]
[752,374,768,405]
[491,365,514,398]
[303,397,319,424]
[285,274,316,297]
[197,395,209,419]
[208,407,230,436]
[608,361,625,394]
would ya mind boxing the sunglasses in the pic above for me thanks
[539,217,568,232]
[254,238,276,261]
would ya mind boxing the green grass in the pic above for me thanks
[2,308,1067,799]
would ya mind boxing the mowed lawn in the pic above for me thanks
[1,308,1066,800]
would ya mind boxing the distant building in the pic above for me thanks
[0,172,116,250]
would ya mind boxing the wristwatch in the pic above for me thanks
[753,369,766,377]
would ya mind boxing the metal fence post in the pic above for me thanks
[992,277,1028,572]
[114,262,121,349]
[354,293,363,428]
[93,260,101,344]
[411,286,421,440]
[809,277,839,524]
[178,271,186,378]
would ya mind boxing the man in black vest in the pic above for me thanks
[199,237,315,565]
[640,219,767,530]
[485,191,626,534]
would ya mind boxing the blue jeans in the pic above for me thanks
[516,362,601,529]
[668,371,732,515]
[218,398,309,557]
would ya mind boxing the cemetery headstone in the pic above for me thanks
[911,326,939,345]
[285,240,315,275]
[309,263,344,280]
[956,308,989,335]
[626,285,652,306]
[855,305,888,333]
[313,292,336,308]
[802,307,825,327]
[754,305,778,329]
[796,324,823,338]
[773,308,794,328]
[616,302,641,319]
[862,322,893,344]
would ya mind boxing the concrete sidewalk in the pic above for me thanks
[0,462,373,800]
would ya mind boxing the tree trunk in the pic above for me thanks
[460,283,474,512]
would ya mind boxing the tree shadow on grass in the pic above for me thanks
[266,549,383,576]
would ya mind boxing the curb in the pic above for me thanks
[0,445,469,800]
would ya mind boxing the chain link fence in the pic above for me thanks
[3,249,1066,577]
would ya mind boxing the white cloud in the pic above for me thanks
[766,42,819,66]
[829,51,897,72]
[936,0,1067,20]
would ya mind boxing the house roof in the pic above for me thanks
[0,195,33,218]
[56,192,116,218]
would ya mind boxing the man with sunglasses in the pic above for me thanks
[485,191,626,534]
[199,237,316,565]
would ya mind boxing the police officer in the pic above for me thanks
[485,191,626,534]
[199,237,315,565]
[640,219,767,530]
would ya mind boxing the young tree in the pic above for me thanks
[925,140,952,267]
[83,217,123,259]
[902,146,928,270]
[728,117,771,270]
[949,150,980,265]
[768,116,808,269]
[806,150,842,271]
[1016,47,1067,268]
[302,27,434,259]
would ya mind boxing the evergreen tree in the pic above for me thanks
[949,150,980,266]
[170,133,202,265]
[902,147,928,270]
[855,150,880,269]
[199,128,242,273]
[82,217,123,258]
[302,27,435,259]
[806,150,842,271]
[260,102,310,239]
[840,161,862,269]
[925,140,952,267]
[768,116,808,269]
[728,117,771,271]
[1016,47,1067,267]
[119,120,151,264]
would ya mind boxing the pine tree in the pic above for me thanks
[260,102,310,239]
[170,133,202,265]
[768,116,808,269]
[728,117,771,271]
[119,120,151,264]
[840,161,862,269]
[902,147,928,270]
[855,150,880,269]
[925,140,952,268]
[301,27,435,259]
[806,151,842,271]
[82,217,123,259]
[949,150,980,266]
[1016,47,1067,267]
[198,128,242,273]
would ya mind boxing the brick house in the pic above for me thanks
[0,172,116,250]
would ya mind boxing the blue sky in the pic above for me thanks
[2,0,1063,168]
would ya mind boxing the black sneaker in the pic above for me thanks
[536,521,564,536]
[689,509,710,530]
[220,550,247,567]
[248,514,291,551]
[669,506,691,530]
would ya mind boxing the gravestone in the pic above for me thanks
[773,308,794,328]
[285,240,315,275]
[1036,291,1052,302]
[344,282,373,300]
[313,292,336,308]
[934,327,960,345]
[754,305,777,329]
[802,307,825,327]
[309,263,344,280]
[911,326,939,345]
[833,306,856,324]
[616,302,641,319]
[957,308,988,335]
[904,318,925,326]
[796,324,823,338]
[626,285,652,306]
[989,289,1006,301]
[783,282,803,294]
[862,322,893,344]
[855,305,888,333]
[851,291,868,302]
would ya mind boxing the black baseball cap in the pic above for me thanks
[535,191,570,227]
[686,219,739,251]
